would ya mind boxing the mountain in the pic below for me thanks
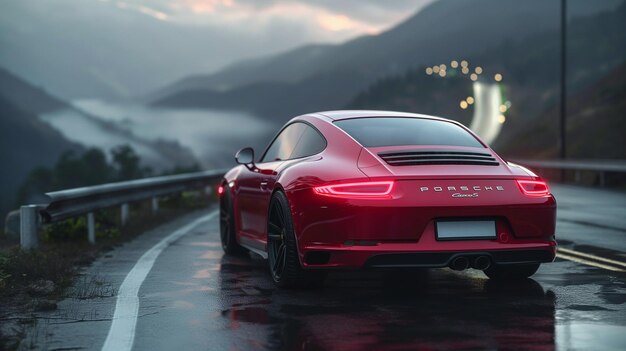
[0,68,67,114]
[0,95,80,220]
[152,0,622,122]
[343,1,626,156]
[0,68,201,220]
[499,61,626,160]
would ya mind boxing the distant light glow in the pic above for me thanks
[475,66,483,74]
[466,96,475,105]
[494,73,503,82]
[499,104,508,113]
[451,60,459,68]
[470,73,478,81]
[460,100,469,109]
[425,67,433,75]
[461,67,469,74]
[433,66,440,74]
[439,64,446,71]
[439,70,446,77]
[461,60,469,68]
[498,115,506,124]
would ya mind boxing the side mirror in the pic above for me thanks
[235,147,255,165]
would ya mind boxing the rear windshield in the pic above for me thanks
[334,117,484,148]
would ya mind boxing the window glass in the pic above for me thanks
[334,117,484,148]
[261,123,306,162]
[290,125,326,159]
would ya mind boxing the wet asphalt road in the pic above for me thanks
[27,185,626,350]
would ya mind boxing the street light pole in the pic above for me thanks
[559,0,567,160]
[558,0,567,182]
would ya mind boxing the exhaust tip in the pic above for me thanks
[473,255,491,271]
[450,256,470,271]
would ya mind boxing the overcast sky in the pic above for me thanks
[102,0,436,38]
[0,0,436,98]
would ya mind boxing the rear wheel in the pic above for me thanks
[267,191,325,288]
[483,263,540,280]
[219,186,246,255]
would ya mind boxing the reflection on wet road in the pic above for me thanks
[131,212,626,351]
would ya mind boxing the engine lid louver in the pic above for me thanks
[378,150,499,166]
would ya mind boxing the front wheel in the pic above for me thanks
[267,191,325,288]
[483,263,540,280]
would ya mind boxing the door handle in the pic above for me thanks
[260,181,269,190]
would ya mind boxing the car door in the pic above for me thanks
[236,123,307,249]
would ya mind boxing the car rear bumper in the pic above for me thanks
[300,239,557,269]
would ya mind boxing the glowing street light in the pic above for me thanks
[451,60,459,68]
[467,96,475,105]
[460,100,469,109]
[470,73,478,81]
[494,73,503,82]
[475,66,483,74]
[425,67,433,75]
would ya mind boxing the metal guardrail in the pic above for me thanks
[18,169,227,249]
[513,159,626,185]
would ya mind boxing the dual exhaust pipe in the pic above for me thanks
[450,255,491,271]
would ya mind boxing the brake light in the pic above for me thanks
[516,179,550,197]
[314,181,394,199]
[217,185,224,196]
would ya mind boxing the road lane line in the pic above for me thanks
[558,247,626,268]
[101,211,218,351]
[556,252,625,272]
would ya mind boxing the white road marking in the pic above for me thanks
[101,211,218,351]
[558,247,626,268]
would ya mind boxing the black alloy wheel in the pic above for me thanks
[267,191,326,288]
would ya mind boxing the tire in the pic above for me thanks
[219,186,246,255]
[483,263,540,280]
[267,191,326,288]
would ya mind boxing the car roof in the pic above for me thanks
[308,110,453,122]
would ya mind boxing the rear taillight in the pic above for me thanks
[516,179,550,197]
[314,181,394,199]
[217,185,224,196]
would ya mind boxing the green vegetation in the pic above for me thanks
[16,145,152,206]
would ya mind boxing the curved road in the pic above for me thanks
[25,185,626,350]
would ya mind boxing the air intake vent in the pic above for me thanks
[378,150,499,166]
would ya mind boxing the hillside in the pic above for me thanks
[0,67,67,114]
[0,95,80,219]
[499,61,626,160]
[152,0,622,122]
[345,1,626,157]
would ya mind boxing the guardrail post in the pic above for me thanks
[87,212,96,244]
[599,172,606,187]
[20,205,39,249]
[121,203,129,225]
[151,197,159,215]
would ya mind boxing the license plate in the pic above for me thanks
[435,220,496,240]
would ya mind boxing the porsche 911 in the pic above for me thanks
[219,111,556,287]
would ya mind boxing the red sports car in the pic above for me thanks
[219,111,556,287]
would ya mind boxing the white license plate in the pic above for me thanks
[435,220,496,240]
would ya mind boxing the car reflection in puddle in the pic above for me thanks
[217,254,556,350]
